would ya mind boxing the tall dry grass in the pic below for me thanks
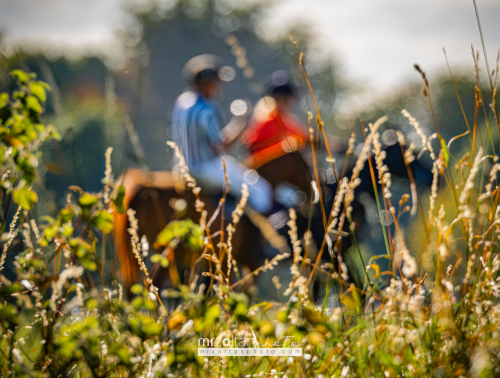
[1,5,500,376]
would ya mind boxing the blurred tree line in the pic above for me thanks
[0,0,493,222]
[0,0,342,214]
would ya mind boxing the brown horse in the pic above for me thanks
[113,167,288,297]
[114,140,357,295]
[114,140,379,301]
[256,151,312,193]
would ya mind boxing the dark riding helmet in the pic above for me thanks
[183,54,226,85]
[265,70,296,97]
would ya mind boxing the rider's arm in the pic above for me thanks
[218,115,248,151]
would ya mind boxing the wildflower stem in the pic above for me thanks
[473,0,500,132]
[360,121,391,259]
[307,114,327,228]
[289,34,339,184]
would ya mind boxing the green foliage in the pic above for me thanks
[1,37,500,378]
[0,70,60,220]
[112,185,126,214]
[91,209,114,234]
[0,72,177,377]
[150,253,169,268]
[12,182,38,210]
[437,133,450,168]
[155,219,204,250]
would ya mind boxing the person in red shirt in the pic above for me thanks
[242,71,309,169]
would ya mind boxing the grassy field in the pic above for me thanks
[1,24,500,377]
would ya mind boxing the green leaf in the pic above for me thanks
[87,299,99,310]
[276,310,288,323]
[13,186,38,210]
[70,237,91,250]
[26,95,42,114]
[30,82,49,103]
[92,210,114,234]
[131,284,143,295]
[116,348,131,365]
[302,306,326,326]
[61,223,74,237]
[186,234,203,250]
[59,340,78,359]
[249,302,268,311]
[82,257,97,271]
[156,219,203,250]
[79,193,98,207]
[0,304,19,325]
[437,134,449,168]
[156,226,174,246]
[160,257,169,267]
[39,81,51,90]
[0,283,23,296]
[43,224,58,240]
[141,317,163,336]
[151,254,162,263]
[351,287,362,313]
[132,297,144,309]
[234,301,248,316]
[112,185,126,214]
[46,125,61,141]
[205,304,220,322]
[71,238,93,269]
[11,70,30,84]
[58,207,75,223]
[0,93,8,108]
[143,299,156,311]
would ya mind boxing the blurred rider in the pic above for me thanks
[242,71,309,169]
[170,54,273,214]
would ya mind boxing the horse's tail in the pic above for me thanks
[113,169,145,296]
[113,169,185,296]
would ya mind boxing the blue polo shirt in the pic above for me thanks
[170,91,226,169]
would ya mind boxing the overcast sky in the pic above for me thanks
[0,0,499,96]
[268,0,500,88]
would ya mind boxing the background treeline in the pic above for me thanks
[0,0,489,257]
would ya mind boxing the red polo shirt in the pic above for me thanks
[242,109,308,169]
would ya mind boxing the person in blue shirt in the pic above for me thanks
[170,54,273,214]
